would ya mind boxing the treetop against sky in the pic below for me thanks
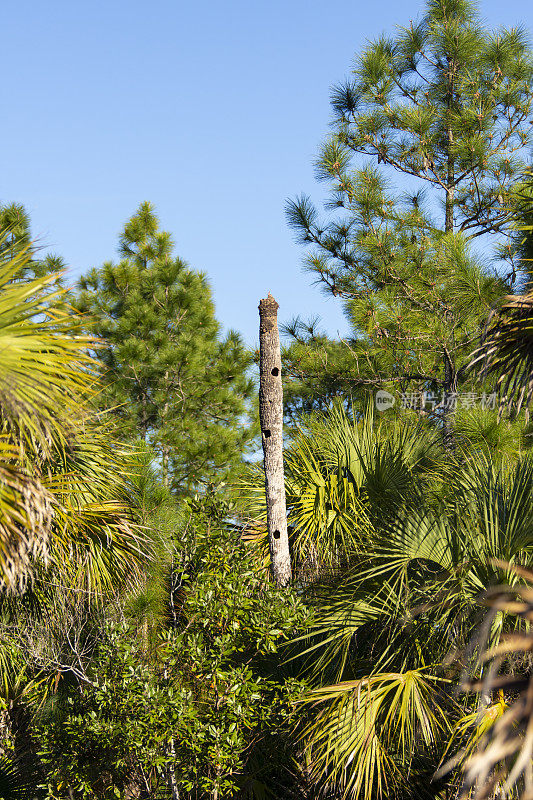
[1,0,532,343]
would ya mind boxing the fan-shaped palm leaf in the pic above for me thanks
[0,752,38,800]
[300,670,447,800]
[295,450,533,799]
[0,243,95,456]
[237,403,445,573]
[0,237,145,591]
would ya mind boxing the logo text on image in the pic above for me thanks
[375,390,395,411]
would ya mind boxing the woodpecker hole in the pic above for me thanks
[273,530,281,539]
[263,429,271,438]
[271,367,279,376]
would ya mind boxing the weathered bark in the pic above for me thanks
[445,123,455,233]
[162,444,170,489]
[162,373,170,488]
[258,294,292,587]
[445,59,456,234]
[442,345,457,451]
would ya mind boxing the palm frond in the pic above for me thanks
[0,751,39,800]
[300,670,447,800]
[236,403,445,574]
[0,233,145,591]
[469,292,533,417]
[447,574,533,800]
[40,425,146,596]
[0,438,54,589]
[0,243,97,457]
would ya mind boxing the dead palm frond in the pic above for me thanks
[0,439,54,588]
[469,291,533,417]
[450,571,533,800]
[0,233,145,592]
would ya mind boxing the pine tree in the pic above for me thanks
[0,202,65,283]
[510,173,533,290]
[75,202,254,492]
[285,0,533,428]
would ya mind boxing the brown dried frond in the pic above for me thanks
[0,440,54,589]
[469,292,533,417]
[457,573,533,799]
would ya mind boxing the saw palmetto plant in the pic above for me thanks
[238,399,533,799]
[238,403,446,577]
[0,235,150,795]
[290,452,533,800]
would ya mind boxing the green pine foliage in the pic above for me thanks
[467,182,533,414]
[284,0,533,422]
[509,173,533,290]
[281,320,362,422]
[0,202,65,285]
[75,202,255,492]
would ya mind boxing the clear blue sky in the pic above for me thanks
[2,0,531,344]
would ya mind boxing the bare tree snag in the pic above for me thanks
[258,293,292,587]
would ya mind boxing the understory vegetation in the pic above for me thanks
[2,0,533,798]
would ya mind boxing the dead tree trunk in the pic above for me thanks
[258,293,292,587]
